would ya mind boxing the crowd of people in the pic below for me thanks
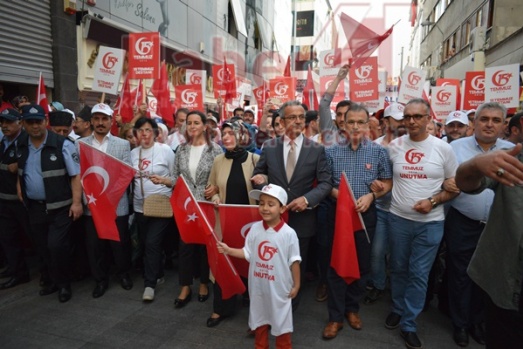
[0,67,522,349]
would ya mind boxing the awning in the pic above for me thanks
[230,0,248,37]
[256,13,272,49]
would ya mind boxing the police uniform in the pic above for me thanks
[0,108,30,289]
[17,104,81,302]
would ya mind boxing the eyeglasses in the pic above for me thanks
[403,114,428,121]
[345,120,368,126]
[136,128,153,134]
[283,115,306,121]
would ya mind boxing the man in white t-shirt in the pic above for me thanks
[385,98,459,349]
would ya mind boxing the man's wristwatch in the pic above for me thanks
[427,197,438,208]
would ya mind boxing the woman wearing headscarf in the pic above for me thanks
[205,120,259,327]
[173,110,223,308]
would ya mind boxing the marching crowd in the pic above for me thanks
[0,64,522,349]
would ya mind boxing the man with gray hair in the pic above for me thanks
[445,102,513,346]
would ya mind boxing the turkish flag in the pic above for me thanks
[171,176,246,299]
[133,79,145,106]
[340,13,394,70]
[79,142,136,241]
[37,72,50,115]
[331,173,364,284]
[150,61,175,127]
[302,66,319,110]
[114,73,135,123]
[223,57,237,105]
[283,55,291,77]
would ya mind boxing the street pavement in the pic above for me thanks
[0,264,484,349]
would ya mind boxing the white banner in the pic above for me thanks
[362,95,385,114]
[92,46,126,95]
[431,85,457,122]
[378,70,387,93]
[398,66,425,104]
[485,63,520,108]
[185,69,207,101]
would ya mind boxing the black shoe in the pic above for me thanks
[469,324,485,345]
[92,282,108,298]
[206,315,224,328]
[0,275,30,290]
[0,269,12,278]
[453,327,469,347]
[174,290,192,309]
[120,274,133,290]
[198,293,209,302]
[39,284,59,296]
[400,331,422,349]
[385,312,401,329]
[39,272,51,287]
[363,288,384,305]
[58,287,72,303]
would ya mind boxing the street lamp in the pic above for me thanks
[420,20,443,36]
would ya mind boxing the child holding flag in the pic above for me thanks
[218,184,301,348]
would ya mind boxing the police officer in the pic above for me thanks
[17,104,83,303]
[0,108,30,289]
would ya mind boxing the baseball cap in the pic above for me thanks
[249,184,288,206]
[207,116,218,125]
[51,101,64,111]
[0,108,22,121]
[445,111,469,125]
[384,103,405,120]
[466,109,476,116]
[91,103,113,116]
[21,104,46,120]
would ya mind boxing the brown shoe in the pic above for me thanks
[346,312,362,330]
[315,283,328,302]
[322,321,343,340]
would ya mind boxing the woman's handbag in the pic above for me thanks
[143,194,173,218]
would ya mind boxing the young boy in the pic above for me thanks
[218,184,301,348]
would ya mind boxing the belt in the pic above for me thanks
[27,199,46,205]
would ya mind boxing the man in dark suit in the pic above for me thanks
[252,100,332,306]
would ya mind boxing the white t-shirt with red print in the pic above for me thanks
[388,134,458,222]
[243,219,301,336]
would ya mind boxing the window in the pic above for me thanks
[461,21,471,49]
[254,22,262,50]
[227,2,238,37]
[487,0,494,28]
[434,1,442,22]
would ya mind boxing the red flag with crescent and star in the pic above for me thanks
[172,176,246,299]
[37,72,50,115]
[79,142,136,241]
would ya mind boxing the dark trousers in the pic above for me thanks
[485,296,523,349]
[135,213,170,288]
[445,207,485,328]
[327,205,376,321]
[316,199,334,285]
[27,201,73,288]
[213,281,237,317]
[71,216,90,278]
[0,199,29,278]
[178,240,210,286]
[85,215,132,283]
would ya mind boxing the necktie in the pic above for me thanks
[286,141,296,182]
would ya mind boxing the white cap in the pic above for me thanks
[63,108,75,120]
[445,110,469,125]
[249,184,288,205]
[207,116,218,125]
[384,103,405,120]
[91,103,113,116]
[466,109,476,116]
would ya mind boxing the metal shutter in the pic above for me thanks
[0,0,54,87]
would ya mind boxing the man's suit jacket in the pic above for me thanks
[78,135,131,216]
[253,136,332,238]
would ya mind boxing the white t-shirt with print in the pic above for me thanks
[388,134,458,222]
[131,142,175,213]
[243,221,301,336]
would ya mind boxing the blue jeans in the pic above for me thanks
[369,208,390,290]
[388,213,444,332]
